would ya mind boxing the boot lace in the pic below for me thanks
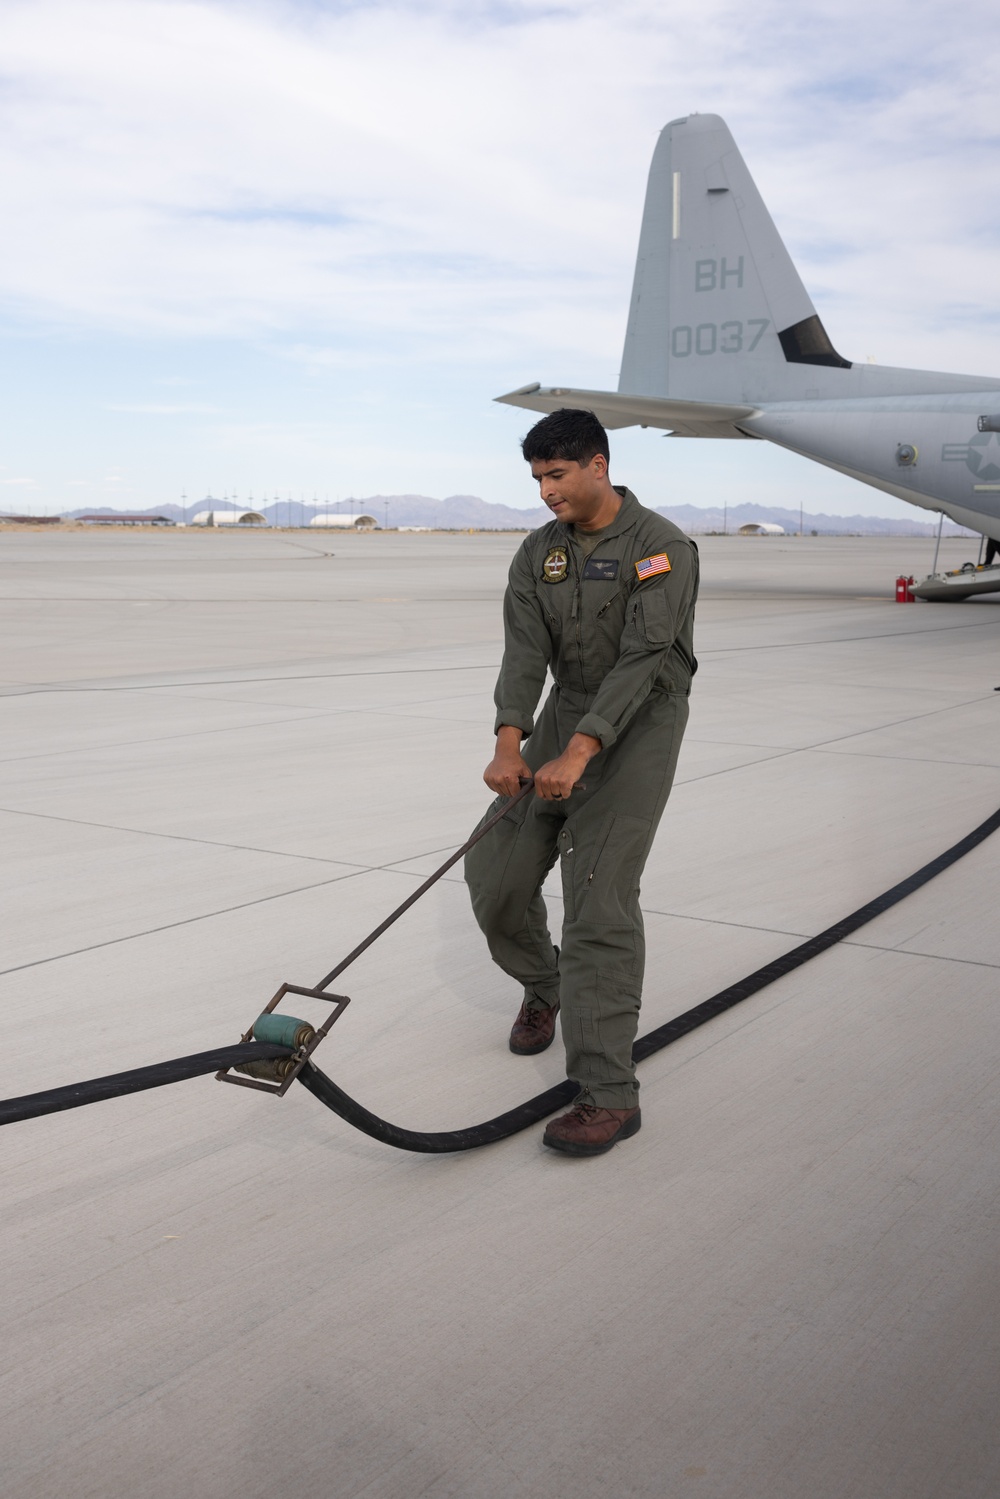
[568,1101,600,1122]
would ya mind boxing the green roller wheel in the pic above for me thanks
[252,1013,315,1049]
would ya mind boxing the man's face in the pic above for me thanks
[530,453,608,527]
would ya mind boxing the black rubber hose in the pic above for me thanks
[4,801,999,1140]
[298,1066,580,1153]
[297,801,1000,1153]
[0,1043,292,1127]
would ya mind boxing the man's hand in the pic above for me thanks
[484,725,531,797]
[533,732,602,801]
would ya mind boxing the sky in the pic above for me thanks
[2,0,999,518]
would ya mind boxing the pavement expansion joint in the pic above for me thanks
[841,940,1000,970]
[0,804,372,869]
[0,866,373,979]
[0,662,502,697]
[699,614,1000,654]
[0,710,333,767]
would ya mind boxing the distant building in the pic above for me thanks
[309,514,379,530]
[738,522,785,536]
[190,510,268,527]
[0,513,61,525]
[78,513,175,526]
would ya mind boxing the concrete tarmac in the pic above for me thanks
[2,527,1000,1499]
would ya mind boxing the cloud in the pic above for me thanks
[2,0,1000,518]
[0,0,996,377]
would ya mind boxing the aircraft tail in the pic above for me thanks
[496,114,999,433]
[620,114,856,404]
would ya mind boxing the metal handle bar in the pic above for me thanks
[314,775,585,991]
[217,774,587,1097]
[313,779,537,992]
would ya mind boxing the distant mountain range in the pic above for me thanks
[63,495,978,537]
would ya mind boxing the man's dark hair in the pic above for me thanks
[521,408,610,467]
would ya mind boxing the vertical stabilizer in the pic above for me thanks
[620,115,853,403]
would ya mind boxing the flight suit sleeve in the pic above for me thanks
[492,542,552,737]
[575,542,697,749]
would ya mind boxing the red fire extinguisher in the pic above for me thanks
[895,574,915,602]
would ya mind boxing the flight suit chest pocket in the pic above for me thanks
[538,583,570,636]
[634,587,671,646]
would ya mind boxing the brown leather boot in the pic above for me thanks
[543,1098,641,1156]
[509,998,560,1055]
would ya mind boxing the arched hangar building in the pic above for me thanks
[309,514,379,530]
[191,510,268,527]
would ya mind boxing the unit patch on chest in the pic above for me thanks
[582,557,620,581]
[542,547,569,583]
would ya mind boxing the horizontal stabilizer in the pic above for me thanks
[494,383,756,436]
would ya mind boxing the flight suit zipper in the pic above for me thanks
[571,534,613,687]
[586,818,616,885]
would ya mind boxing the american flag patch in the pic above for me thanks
[635,552,671,580]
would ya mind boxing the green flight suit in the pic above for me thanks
[465,487,698,1108]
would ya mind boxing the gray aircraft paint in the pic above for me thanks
[497,113,1000,538]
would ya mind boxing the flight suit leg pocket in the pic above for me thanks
[579,812,652,927]
[558,825,576,923]
[464,792,533,902]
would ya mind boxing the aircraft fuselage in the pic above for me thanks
[745,394,1000,535]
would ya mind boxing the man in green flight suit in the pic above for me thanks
[465,408,699,1156]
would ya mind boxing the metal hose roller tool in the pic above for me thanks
[215,777,541,1097]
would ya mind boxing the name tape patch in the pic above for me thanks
[635,552,671,581]
[583,557,620,581]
